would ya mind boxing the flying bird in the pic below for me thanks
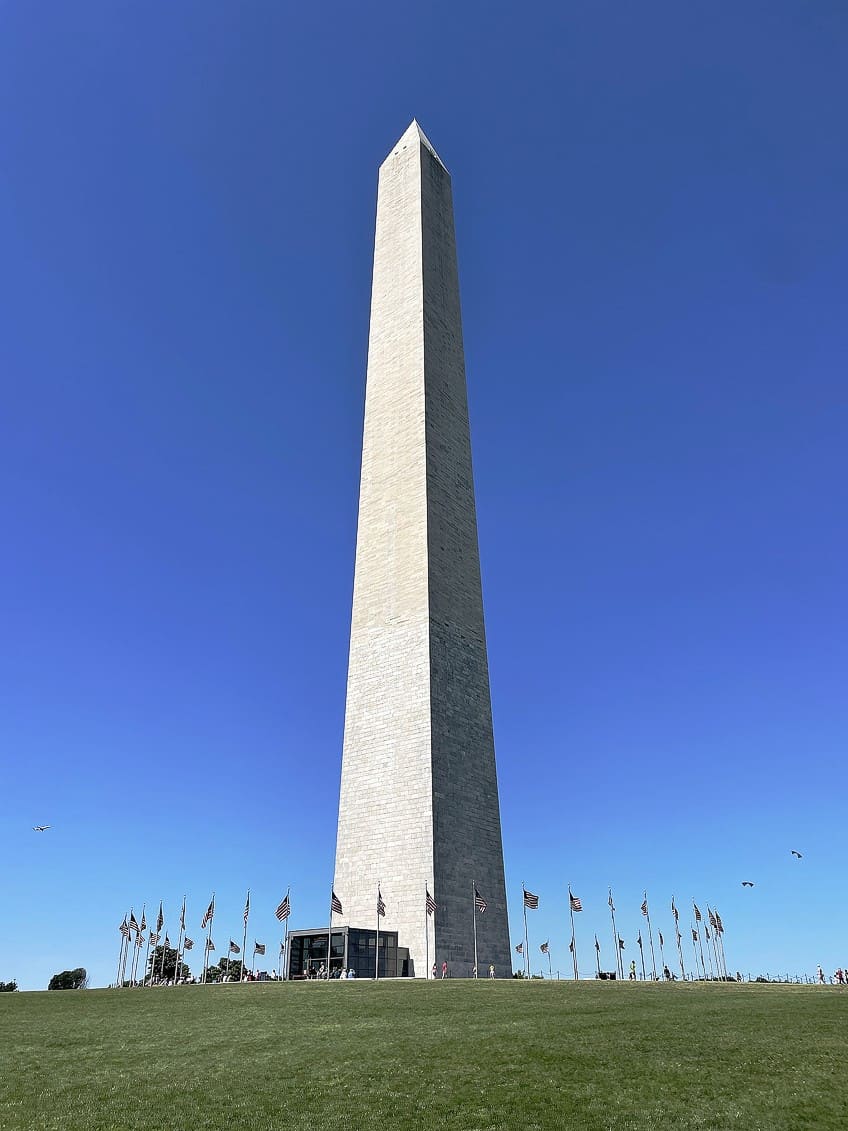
[791,850,802,858]
[741,881,754,887]
[33,825,51,832]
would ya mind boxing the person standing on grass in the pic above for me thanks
[432,963,437,979]
[488,964,495,979]
[441,960,448,979]
[817,965,825,984]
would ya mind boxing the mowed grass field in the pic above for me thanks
[2,979,846,1131]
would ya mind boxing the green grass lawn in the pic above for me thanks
[2,980,845,1130]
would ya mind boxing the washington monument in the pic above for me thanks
[333,121,511,977]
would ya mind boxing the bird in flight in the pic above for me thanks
[791,850,803,859]
[741,881,755,887]
[33,825,51,832]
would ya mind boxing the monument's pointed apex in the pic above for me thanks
[388,120,448,171]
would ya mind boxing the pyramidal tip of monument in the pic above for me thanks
[387,119,449,172]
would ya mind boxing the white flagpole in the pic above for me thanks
[472,880,479,978]
[241,890,250,982]
[522,884,530,978]
[202,894,214,984]
[568,889,578,980]
[608,891,622,979]
[424,883,429,980]
[116,918,128,987]
[173,897,185,985]
[283,917,289,980]
[327,891,333,980]
[644,893,658,979]
[375,881,380,981]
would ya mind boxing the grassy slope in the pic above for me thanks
[1,980,846,1130]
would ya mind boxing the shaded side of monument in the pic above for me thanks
[331,121,511,978]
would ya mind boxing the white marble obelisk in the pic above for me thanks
[333,122,511,977]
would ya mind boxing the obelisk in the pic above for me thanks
[333,121,511,977]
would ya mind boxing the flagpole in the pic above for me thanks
[568,888,578,980]
[658,931,666,975]
[522,883,530,979]
[547,948,553,979]
[638,934,646,980]
[129,911,140,984]
[643,893,657,979]
[472,880,479,978]
[608,890,622,979]
[707,907,721,978]
[120,910,133,986]
[375,881,380,981]
[594,935,601,977]
[327,890,333,981]
[116,917,128,987]
[672,898,685,980]
[158,927,168,984]
[703,923,715,978]
[424,883,429,980]
[174,897,185,985]
[202,893,214,984]
[696,922,707,980]
[241,890,250,983]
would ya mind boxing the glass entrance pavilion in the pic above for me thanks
[285,927,411,979]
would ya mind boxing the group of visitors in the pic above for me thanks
[817,965,846,985]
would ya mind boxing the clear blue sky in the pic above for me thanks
[1,2,845,989]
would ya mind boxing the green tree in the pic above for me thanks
[145,945,191,984]
[203,958,243,983]
[48,968,88,990]
[0,980,18,992]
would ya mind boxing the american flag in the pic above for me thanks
[331,891,343,915]
[693,903,702,922]
[705,925,711,940]
[708,909,717,930]
[184,938,194,951]
[515,942,523,954]
[569,938,574,953]
[201,897,214,930]
[119,917,129,939]
[640,898,648,916]
[156,902,164,934]
[594,935,600,952]
[206,938,215,952]
[608,891,615,911]
[134,932,143,948]
[164,934,171,949]
[540,941,549,954]
[275,894,291,922]
[254,942,266,956]
[715,912,724,934]
[426,890,437,916]
[474,888,487,913]
[377,888,386,918]
[658,931,664,947]
[243,891,250,927]
[570,893,583,912]
[637,931,643,948]
[180,898,186,931]
[618,937,625,950]
[229,940,240,954]
[149,931,159,945]
[692,928,698,942]
[523,889,539,909]
[128,912,139,935]
[671,899,679,921]
[140,911,147,933]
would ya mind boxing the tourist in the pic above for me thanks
[663,964,671,981]
[629,961,636,981]
[441,960,448,979]
[431,963,437,979]
[488,964,495,979]
[817,965,825,984]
